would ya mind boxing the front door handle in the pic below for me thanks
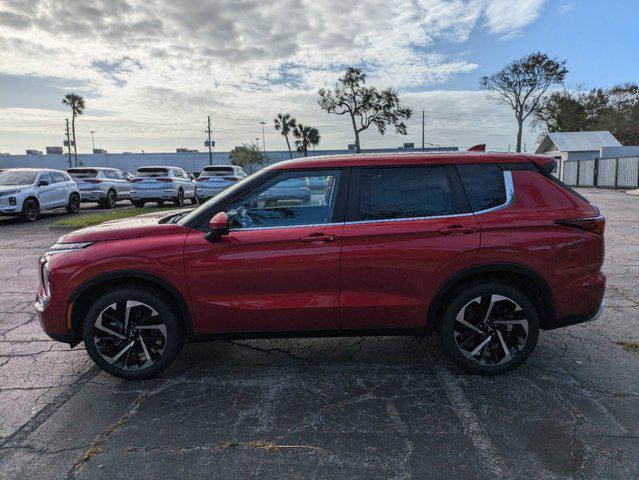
[300,233,337,243]
[438,225,476,235]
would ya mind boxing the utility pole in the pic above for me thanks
[205,116,213,165]
[421,110,425,151]
[89,130,95,152]
[260,121,266,151]
[65,119,72,168]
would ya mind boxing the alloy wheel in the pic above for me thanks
[93,300,168,371]
[453,294,529,366]
[26,201,38,221]
[107,191,116,208]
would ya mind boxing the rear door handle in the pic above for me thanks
[300,233,337,243]
[438,225,476,235]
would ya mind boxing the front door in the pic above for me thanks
[37,173,57,209]
[184,169,346,334]
[339,165,481,330]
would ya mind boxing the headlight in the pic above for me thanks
[46,242,94,254]
[40,256,51,298]
[0,190,20,197]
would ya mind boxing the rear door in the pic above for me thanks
[339,165,480,330]
[50,171,71,206]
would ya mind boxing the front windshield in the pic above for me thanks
[177,168,270,226]
[0,171,37,186]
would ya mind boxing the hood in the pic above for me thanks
[0,184,29,193]
[59,210,182,243]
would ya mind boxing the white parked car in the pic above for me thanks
[68,167,132,209]
[195,165,247,202]
[130,166,197,208]
[0,168,81,222]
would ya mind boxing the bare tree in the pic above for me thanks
[273,113,297,159]
[480,52,567,152]
[318,67,412,152]
[62,93,85,164]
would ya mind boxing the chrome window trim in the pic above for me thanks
[225,171,514,232]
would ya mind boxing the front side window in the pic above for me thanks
[226,170,341,229]
[51,172,68,183]
[456,164,506,212]
[38,173,53,185]
[357,166,457,221]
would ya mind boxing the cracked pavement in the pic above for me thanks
[0,189,638,479]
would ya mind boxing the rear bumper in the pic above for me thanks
[131,189,177,200]
[196,187,227,199]
[79,189,107,202]
[544,300,604,330]
[543,271,606,329]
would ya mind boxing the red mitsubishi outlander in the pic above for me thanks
[36,153,605,379]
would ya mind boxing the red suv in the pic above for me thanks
[36,153,605,379]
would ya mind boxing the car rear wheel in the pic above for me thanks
[101,190,117,209]
[438,282,539,375]
[82,287,184,379]
[21,198,39,222]
[191,195,198,205]
[174,189,184,207]
[132,200,145,208]
[65,193,81,214]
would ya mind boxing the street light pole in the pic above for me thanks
[260,121,266,151]
[89,130,95,152]
[206,116,213,165]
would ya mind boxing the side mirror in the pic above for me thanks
[204,211,229,243]
[39,180,49,187]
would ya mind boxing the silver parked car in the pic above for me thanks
[67,167,132,209]
[195,165,247,202]
[130,166,197,207]
[0,168,80,221]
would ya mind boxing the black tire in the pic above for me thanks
[132,200,145,208]
[174,189,184,207]
[66,193,81,214]
[190,195,199,205]
[104,190,117,209]
[82,286,185,380]
[157,200,165,207]
[438,282,539,375]
[21,198,39,222]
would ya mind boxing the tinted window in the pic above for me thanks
[226,170,340,229]
[68,169,98,179]
[357,166,457,221]
[51,172,68,183]
[203,167,234,176]
[136,169,168,177]
[456,164,506,212]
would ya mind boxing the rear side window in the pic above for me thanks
[51,171,68,183]
[456,164,506,212]
[357,166,458,221]
[104,170,119,179]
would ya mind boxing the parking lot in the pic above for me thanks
[0,188,637,479]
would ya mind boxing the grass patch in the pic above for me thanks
[616,341,639,354]
[52,206,185,230]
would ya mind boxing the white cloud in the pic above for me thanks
[0,0,546,153]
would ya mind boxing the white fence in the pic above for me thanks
[563,157,639,189]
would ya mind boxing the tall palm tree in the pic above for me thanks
[62,93,85,165]
[292,123,321,157]
[273,113,296,159]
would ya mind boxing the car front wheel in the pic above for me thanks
[21,198,39,222]
[82,287,185,379]
[438,282,539,375]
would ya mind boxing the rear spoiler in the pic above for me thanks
[525,154,556,176]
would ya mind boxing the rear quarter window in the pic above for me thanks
[456,164,506,212]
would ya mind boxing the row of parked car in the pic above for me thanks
[0,165,248,222]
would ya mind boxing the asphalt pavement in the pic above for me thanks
[0,190,638,479]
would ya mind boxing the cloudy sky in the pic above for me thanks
[0,0,637,154]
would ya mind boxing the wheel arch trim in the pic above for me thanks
[69,270,194,337]
[427,263,555,332]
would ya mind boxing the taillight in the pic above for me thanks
[83,178,103,183]
[196,177,209,182]
[554,216,605,235]
[156,177,173,182]
[130,178,143,183]
[222,176,240,182]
